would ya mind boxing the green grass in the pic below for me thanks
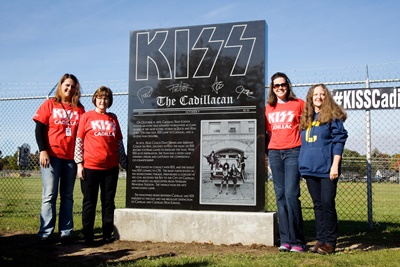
[119,250,400,267]
[1,177,400,231]
[0,176,127,233]
[1,177,400,266]
[372,183,400,222]
[265,180,400,223]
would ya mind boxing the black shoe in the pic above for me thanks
[83,238,94,245]
[38,236,51,245]
[60,235,73,245]
[103,237,115,244]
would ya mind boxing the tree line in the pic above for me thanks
[1,148,399,176]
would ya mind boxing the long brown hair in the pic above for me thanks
[267,72,297,106]
[53,73,81,107]
[299,84,347,131]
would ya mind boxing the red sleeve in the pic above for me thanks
[76,113,88,139]
[33,99,52,125]
[113,114,123,141]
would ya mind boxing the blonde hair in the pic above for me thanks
[299,84,347,131]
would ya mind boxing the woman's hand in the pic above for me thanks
[330,165,339,180]
[77,163,85,180]
[39,150,50,168]
[330,155,342,180]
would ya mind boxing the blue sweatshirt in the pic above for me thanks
[298,114,348,179]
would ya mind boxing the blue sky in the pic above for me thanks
[1,0,400,86]
[1,0,400,156]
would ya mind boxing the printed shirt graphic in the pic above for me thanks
[76,110,123,170]
[33,99,85,159]
[298,116,348,178]
[265,99,304,150]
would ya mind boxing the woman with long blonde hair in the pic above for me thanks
[298,84,348,255]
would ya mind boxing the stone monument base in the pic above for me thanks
[114,209,277,246]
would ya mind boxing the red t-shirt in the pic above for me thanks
[76,110,123,170]
[265,98,304,150]
[33,99,85,160]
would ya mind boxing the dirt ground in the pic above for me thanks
[0,231,277,266]
[1,230,398,266]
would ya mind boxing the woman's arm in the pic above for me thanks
[74,137,84,179]
[330,119,348,180]
[118,140,127,170]
[35,121,50,168]
[330,155,341,180]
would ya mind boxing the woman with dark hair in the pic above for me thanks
[33,73,85,244]
[74,86,127,244]
[299,84,348,255]
[265,72,305,252]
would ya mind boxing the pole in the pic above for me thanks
[47,83,58,99]
[365,65,373,230]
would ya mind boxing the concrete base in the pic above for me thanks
[114,209,277,246]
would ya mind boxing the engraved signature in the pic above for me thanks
[137,86,153,104]
[167,81,193,93]
[235,85,255,99]
[211,76,224,94]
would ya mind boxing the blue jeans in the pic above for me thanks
[305,176,338,247]
[268,147,304,247]
[38,156,77,238]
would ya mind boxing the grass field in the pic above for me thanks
[1,177,399,240]
[1,176,400,266]
[1,177,400,224]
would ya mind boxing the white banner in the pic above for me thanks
[332,87,400,110]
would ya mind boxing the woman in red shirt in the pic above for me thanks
[74,86,127,244]
[265,72,305,252]
[33,73,85,244]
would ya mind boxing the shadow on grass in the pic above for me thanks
[303,219,400,251]
[1,221,399,266]
[0,231,197,267]
[0,232,118,267]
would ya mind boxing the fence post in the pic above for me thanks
[47,83,58,99]
[365,65,373,230]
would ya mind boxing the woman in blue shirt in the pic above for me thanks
[298,84,348,255]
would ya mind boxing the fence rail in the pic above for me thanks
[1,64,400,231]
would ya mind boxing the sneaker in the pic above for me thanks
[278,243,291,252]
[290,245,304,252]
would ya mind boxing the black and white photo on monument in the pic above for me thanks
[199,119,256,206]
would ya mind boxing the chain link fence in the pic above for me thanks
[265,63,400,229]
[0,81,129,219]
[1,64,400,230]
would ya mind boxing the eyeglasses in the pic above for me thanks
[96,97,109,102]
[273,83,287,89]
